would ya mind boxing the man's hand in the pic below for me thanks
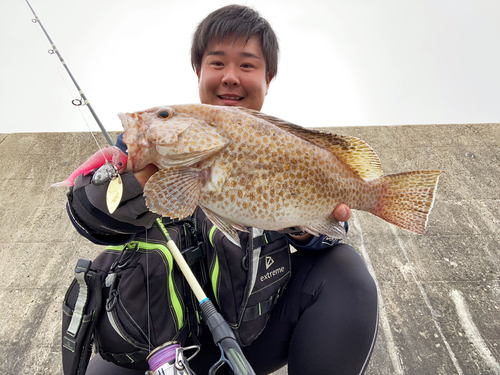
[134,164,159,188]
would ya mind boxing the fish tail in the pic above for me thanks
[50,180,73,187]
[370,170,443,234]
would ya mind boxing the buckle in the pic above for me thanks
[75,258,91,274]
[106,289,119,312]
[110,243,138,271]
[181,242,206,266]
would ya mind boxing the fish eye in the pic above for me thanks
[158,110,172,119]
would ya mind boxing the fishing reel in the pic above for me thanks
[146,341,200,375]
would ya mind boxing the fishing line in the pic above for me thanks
[27,0,154,351]
[145,230,151,354]
[25,3,256,373]
[50,57,107,154]
[27,0,152,364]
[25,0,114,147]
[26,0,112,166]
[52,61,108,155]
[75,105,109,160]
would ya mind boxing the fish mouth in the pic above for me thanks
[118,112,144,172]
[118,112,131,133]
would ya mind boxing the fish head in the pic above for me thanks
[120,105,229,171]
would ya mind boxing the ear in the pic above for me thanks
[196,67,201,82]
[265,71,273,95]
[266,71,274,85]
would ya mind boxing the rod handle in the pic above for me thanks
[200,300,256,375]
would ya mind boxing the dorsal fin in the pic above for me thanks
[235,107,383,179]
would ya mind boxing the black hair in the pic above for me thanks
[191,4,279,79]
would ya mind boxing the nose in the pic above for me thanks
[222,65,240,86]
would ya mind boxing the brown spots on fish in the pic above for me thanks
[124,104,441,238]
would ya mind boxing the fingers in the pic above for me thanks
[134,164,159,187]
[333,204,351,222]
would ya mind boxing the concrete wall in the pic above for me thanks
[0,123,499,374]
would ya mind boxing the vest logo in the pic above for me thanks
[265,256,274,269]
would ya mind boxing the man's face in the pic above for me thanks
[197,35,272,111]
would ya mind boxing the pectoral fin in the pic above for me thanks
[200,206,249,247]
[144,167,203,219]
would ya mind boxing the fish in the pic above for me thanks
[119,104,443,246]
[51,146,128,187]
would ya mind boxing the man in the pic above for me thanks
[71,5,377,374]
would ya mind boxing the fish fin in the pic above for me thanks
[230,222,250,233]
[234,107,383,179]
[144,167,202,219]
[50,180,72,187]
[303,215,347,239]
[83,168,97,176]
[200,206,243,247]
[371,170,443,234]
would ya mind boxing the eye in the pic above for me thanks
[158,110,172,119]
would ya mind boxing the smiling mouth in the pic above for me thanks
[219,95,243,101]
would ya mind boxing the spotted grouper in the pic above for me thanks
[119,104,443,246]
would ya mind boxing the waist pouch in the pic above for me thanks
[62,210,291,372]
[61,218,203,373]
[200,210,292,347]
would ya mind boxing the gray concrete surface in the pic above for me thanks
[0,123,499,374]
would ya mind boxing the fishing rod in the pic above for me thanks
[26,2,255,374]
[25,0,113,146]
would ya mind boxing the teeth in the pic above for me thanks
[220,96,242,100]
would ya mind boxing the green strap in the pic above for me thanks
[208,226,220,305]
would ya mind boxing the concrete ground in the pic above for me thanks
[0,123,499,374]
